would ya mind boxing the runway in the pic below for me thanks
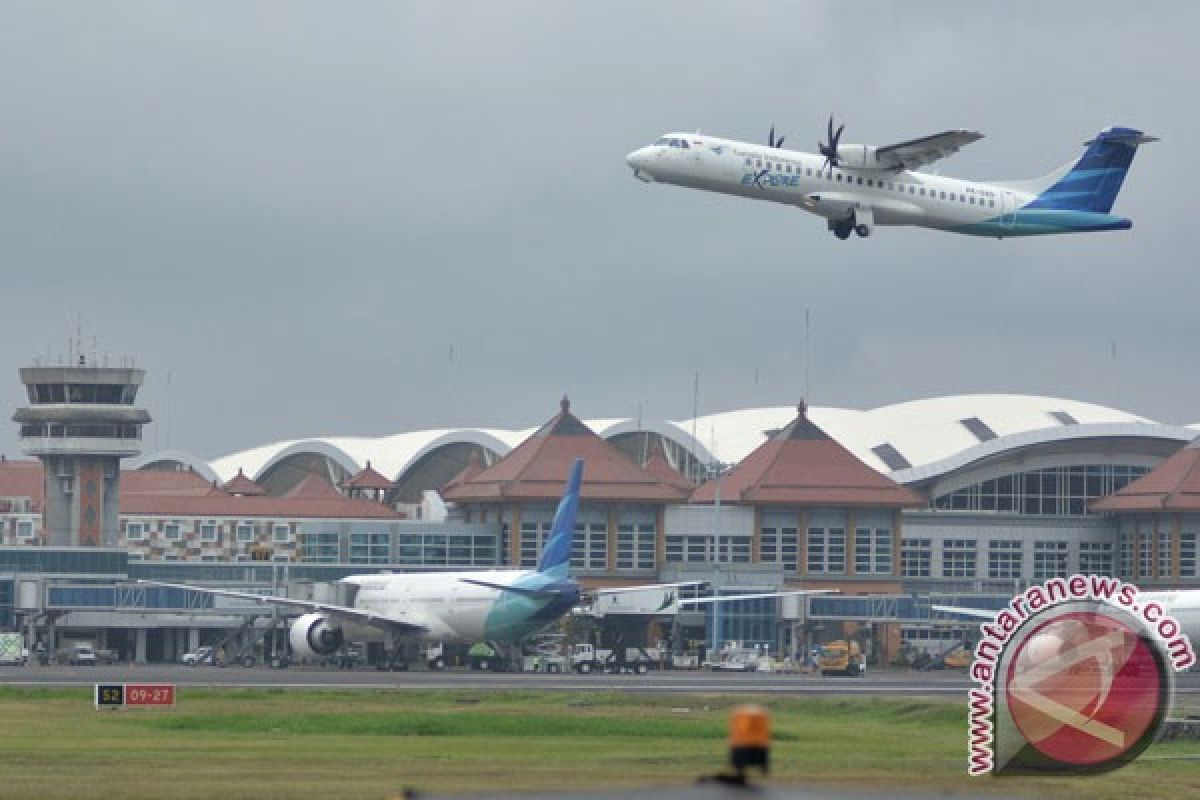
[4,664,1200,701]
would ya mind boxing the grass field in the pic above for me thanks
[0,687,1195,800]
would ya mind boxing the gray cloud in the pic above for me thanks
[1,1,1196,462]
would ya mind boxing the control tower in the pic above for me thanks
[13,358,151,546]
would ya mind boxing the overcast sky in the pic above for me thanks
[2,1,1196,461]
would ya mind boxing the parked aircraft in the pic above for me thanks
[626,118,1155,239]
[140,459,826,669]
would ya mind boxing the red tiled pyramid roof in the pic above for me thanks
[223,467,267,496]
[1091,438,1200,512]
[690,406,925,508]
[442,397,690,503]
[341,460,394,491]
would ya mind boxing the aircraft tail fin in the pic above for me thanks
[1022,127,1156,213]
[536,458,584,578]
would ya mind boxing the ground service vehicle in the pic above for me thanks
[818,640,866,677]
[66,644,98,666]
[182,646,216,666]
[0,633,27,666]
[571,643,652,674]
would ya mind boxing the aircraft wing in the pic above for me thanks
[875,130,983,171]
[931,604,994,619]
[135,579,429,635]
[589,581,707,596]
[678,589,838,605]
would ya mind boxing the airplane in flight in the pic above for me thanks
[141,459,828,670]
[625,118,1156,239]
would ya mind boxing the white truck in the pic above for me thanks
[0,633,28,666]
[182,646,217,666]
[571,643,657,675]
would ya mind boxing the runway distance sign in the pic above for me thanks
[126,683,175,706]
[94,683,124,708]
[94,683,175,709]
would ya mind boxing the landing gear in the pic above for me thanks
[855,224,871,238]
[831,220,853,240]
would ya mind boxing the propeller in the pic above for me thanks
[768,124,785,149]
[818,115,845,171]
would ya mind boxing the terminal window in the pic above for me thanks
[237,523,255,542]
[1181,533,1197,577]
[616,524,655,570]
[571,523,608,570]
[987,540,1023,579]
[760,527,798,572]
[1033,541,1069,580]
[1079,541,1114,575]
[942,539,977,578]
[854,527,892,575]
[163,523,181,541]
[807,527,845,574]
[519,522,551,568]
[901,538,932,577]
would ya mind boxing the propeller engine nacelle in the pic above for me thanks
[288,612,344,658]
[826,144,878,170]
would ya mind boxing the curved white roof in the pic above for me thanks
[678,394,1177,475]
[207,429,528,484]
[153,394,1196,489]
[127,449,219,483]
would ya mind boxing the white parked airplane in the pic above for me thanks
[140,459,828,669]
[625,118,1156,239]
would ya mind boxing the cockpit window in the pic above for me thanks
[680,139,689,149]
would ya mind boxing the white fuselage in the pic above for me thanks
[337,569,552,644]
[626,133,1027,234]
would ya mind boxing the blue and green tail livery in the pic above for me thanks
[537,457,583,578]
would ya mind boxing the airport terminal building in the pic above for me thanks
[3,361,1198,663]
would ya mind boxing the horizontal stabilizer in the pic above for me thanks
[460,578,560,598]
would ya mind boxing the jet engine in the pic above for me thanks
[288,612,344,658]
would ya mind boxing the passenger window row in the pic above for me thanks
[742,154,999,207]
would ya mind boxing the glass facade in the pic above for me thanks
[902,538,932,577]
[571,523,608,570]
[760,527,798,572]
[933,465,1151,515]
[706,594,777,650]
[854,527,892,575]
[1079,541,1114,575]
[806,527,845,574]
[349,532,391,564]
[0,548,126,574]
[396,532,497,566]
[987,540,1022,579]
[942,539,977,578]
[0,579,12,628]
[616,524,655,570]
[1033,541,1069,580]
[519,522,551,568]
[302,532,340,563]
